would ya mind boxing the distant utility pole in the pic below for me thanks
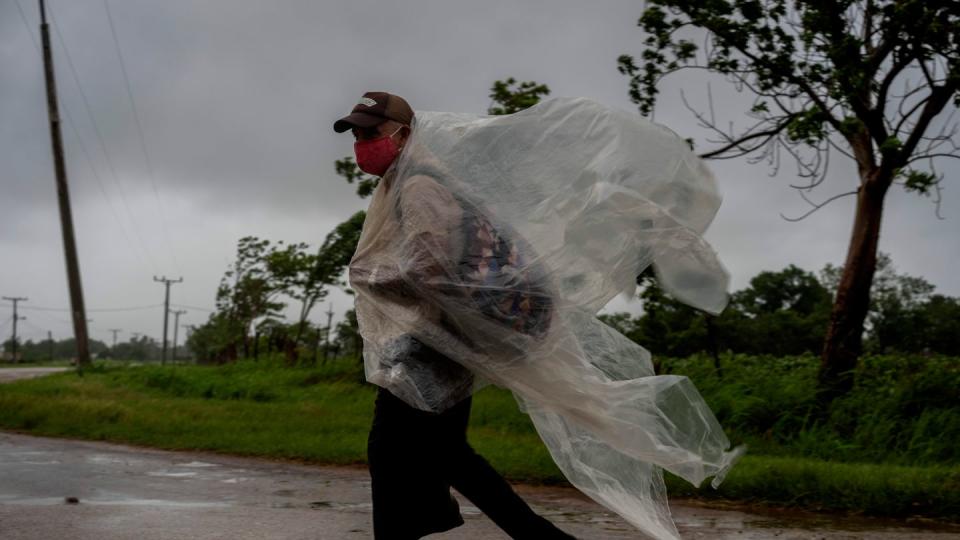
[170,310,186,363]
[109,329,121,349]
[323,304,334,363]
[3,297,27,362]
[47,330,53,362]
[182,324,194,362]
[38,0,91,371]
[153,276,182,366]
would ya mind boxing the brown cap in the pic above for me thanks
[333,91,414,133]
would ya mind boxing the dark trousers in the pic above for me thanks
[368,387,576,540]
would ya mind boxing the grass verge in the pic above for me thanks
[0,360,956,521]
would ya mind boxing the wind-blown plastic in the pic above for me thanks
[349,97,743,540]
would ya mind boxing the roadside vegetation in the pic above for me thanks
[0,353,956,521]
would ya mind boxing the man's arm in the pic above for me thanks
[349,174,463,303]
[396,174,464,291]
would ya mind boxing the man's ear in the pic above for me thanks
[398,125,412,147]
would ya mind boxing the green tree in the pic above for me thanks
[215,237,291,360]
[619,0,960,401]
[487,78,551,115]
[111,335,160,362]
[186,313,238,364]
[729,265,831,355]
[917,294,960,355]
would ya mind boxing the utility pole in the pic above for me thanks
[39,0,91,371]
[47,330,54,362]
[153,276,182,365]
[109,329,121,349]
[182,324,194,363]
[170,310,186,363]
[323,304,334,363]
[3,297,27,363]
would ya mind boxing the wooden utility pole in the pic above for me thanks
[3,297,27,363]
[182,324,194,362]
[323,304,334,363]
[38,0,91,371]
[170,310,186,362]
[153,276,182,365]
[109,328,121,349]
[47,330,54,362]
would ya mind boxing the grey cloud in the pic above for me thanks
[1,0,956,345]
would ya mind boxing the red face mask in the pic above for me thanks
[354,127,403,177]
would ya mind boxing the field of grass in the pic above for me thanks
[0,355,957,521]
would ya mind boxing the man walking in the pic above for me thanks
[335,91,576,540]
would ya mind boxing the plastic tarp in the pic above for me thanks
[349,97,743,540]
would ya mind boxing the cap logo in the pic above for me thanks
[358,97,377,107]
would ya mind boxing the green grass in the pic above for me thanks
[664,353,960,466]
[0,357,957,521]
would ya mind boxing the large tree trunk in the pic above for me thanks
[818,174,890,404]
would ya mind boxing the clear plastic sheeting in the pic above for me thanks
[349,97,743,540]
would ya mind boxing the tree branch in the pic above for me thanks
[698,119,794,159]
[896,79,960,170]
[780,190,859,222]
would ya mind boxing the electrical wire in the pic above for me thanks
[14,0,164,278]
[169,303,216,313]
[0,317,13,335]
[21,308,71,327]
[47,1,161,275]
[102,0,183,275]
[0,302,163,313]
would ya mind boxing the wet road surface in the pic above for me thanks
[1,368,958,539]
[0,367,67,383]
[2,433,958,539]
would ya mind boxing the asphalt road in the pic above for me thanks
[1,368,958,539]
[0,367,68,383]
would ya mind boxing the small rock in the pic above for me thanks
[64,497,79,504]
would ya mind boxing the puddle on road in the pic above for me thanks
[0,494,230,509]
[175,461,219,468]
[146,471,198,478]
[267,500,374,512]
[674,504,960,538]
[87,454,140,466]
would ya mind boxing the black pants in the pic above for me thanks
[368,387,576,540]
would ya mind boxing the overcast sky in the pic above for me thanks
[2,0,957,347]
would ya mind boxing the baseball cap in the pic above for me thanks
[333,91,414,133]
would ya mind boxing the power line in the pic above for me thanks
[102,0,182,275]
[46,1,161,275]
[21,307,71,328]
[0,302,162,313]
[14,1,159,280]
[169,303,215,313]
